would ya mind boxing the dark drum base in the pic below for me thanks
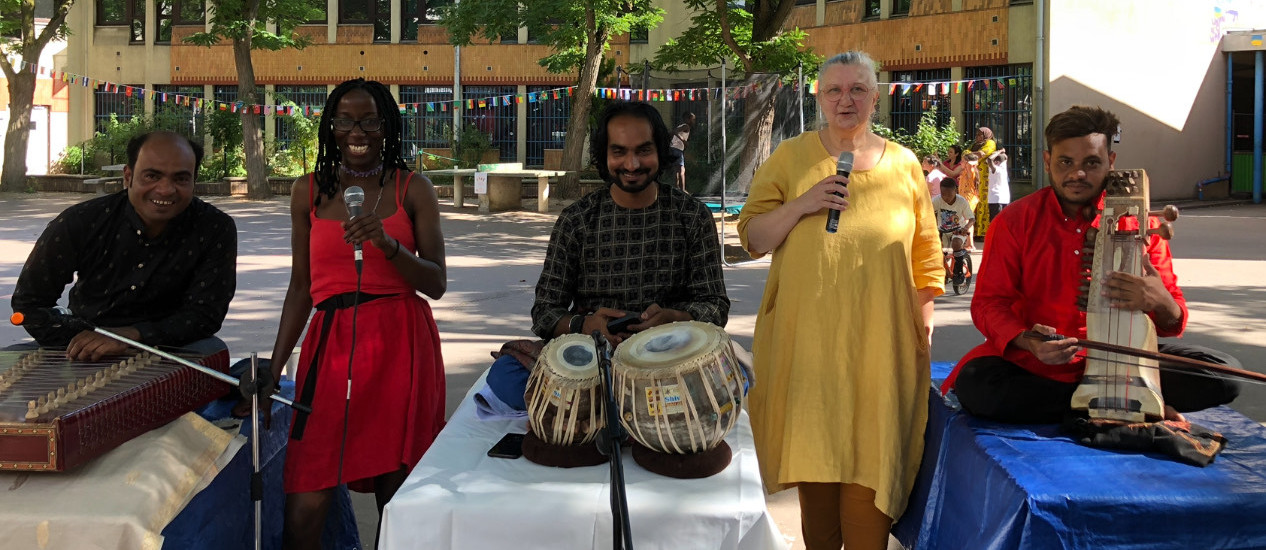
[631,441,732,479]
[522,430,609,468]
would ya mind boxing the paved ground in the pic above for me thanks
[1,192,1263,550]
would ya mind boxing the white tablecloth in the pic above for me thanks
[380,371,787,550]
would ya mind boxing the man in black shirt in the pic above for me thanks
[10,131,237,361]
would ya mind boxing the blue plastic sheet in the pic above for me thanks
[161,382,362,550]
[893,362,1266,550]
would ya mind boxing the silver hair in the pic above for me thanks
[819,51,879,90]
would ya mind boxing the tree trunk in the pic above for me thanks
[233,36,271,199]
[731,85,778,196]
[556,7,609,199]
[1,71,37,192]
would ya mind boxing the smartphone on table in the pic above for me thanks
[487,432,525,459]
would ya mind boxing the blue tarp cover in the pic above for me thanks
[893,361,1266,550]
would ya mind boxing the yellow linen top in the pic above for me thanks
[737,133,945,520]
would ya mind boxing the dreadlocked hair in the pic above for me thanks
[313,78,409,206]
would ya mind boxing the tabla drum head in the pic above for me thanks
[540,334,598,382]
[615,321,723,370]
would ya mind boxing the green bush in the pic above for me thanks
[874,107,964,162]
[453,124,493,168]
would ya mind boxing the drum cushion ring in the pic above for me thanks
[522,430,609,468]
[630,440,732,479]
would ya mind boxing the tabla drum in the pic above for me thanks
[613,321,744,478]
[522,333,608,467]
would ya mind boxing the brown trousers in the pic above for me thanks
[797,483,893,550]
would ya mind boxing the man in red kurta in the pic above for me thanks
[941,106,1240,424]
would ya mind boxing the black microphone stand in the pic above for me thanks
[39,319,308,550]
[592,331,634,550]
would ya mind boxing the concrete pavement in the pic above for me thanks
[2,192,1263,549]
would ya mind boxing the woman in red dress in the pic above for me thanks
[269,78,447,548]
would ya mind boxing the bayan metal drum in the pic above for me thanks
[613,321,745,478]
[522,333,607,467]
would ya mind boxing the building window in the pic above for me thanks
[526,85,570,167]
[156,0,205,44]
[863,0,880,19]
[340,0,390,42]
[888,69,951,137]
[964,64,1033,184]
[153,85,206,136]
[630,24,648,44]
[400,86,456,159]
[403,0,447,40]
[97,0,145,42]
[892,0,911,16]
[274,86,329,150]
[94,84,141,134]
[462,86,517,161]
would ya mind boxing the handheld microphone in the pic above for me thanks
[825,151,853,234]
[343,186,365,265]
[10,307,93,331]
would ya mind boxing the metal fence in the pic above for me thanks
[964,64,1033,185]
[400,85,455,160]
[462,85,516,162]
[273,85,328,149]
[93,85,140,134]
[525,85,569,167]
[213,85,265,138]
[889,68,951,136]
[152,84,204,137]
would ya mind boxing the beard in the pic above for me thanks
[611,168,657,194]
[1049,174,1105,213]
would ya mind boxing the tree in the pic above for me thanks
[441,0,662,197]
[0,0,74,192]
[185,0,322,199]
[653,0,819,194]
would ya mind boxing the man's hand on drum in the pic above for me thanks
[628,303,690,334]
[583,307,631,346]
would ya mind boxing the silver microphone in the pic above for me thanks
[343,186,365,263]
[825,151,853,234]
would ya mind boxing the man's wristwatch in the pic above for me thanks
[569,314,586,334]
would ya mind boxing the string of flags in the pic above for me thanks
[15,58,1028,116]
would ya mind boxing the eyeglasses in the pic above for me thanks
[819,85,872,102]
[331,117,384,133]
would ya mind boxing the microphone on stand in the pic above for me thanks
[343,186,365,270]
[825,151,854,234]
[10,307,94,331]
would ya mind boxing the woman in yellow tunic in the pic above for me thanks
[738,51,944,550]
[970,127,998,236]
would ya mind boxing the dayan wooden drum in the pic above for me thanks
[522,333,608,467]
[613,321,745,478]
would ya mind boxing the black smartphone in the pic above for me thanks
[607,312,640,333]
[487,432,525,459]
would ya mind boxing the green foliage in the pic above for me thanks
[453,124,493,169]
[49,105,204,175]
[185,0,324,51]
[873,108,964,162]
[439,0,663,74]
[653,0,819,81]
[0,0,73,57]
[202,107,246,179]
[267,102,319,177]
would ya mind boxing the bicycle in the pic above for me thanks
[938,226,974,295]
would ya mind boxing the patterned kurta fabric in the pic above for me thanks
[738,133,944,520]
[531,183,729,339]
